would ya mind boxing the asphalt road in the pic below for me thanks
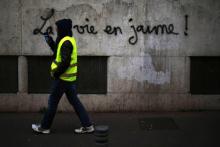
[0,111,219,147]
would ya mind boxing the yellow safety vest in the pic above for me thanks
[51,36,77,82]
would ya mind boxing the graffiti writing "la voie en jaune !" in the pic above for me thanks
[33,8,188,45]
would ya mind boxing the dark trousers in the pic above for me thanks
[41,79,92,129]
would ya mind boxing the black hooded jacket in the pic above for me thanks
[46,19,74,79]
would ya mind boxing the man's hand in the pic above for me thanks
[50,71,55,78]
[43,32,50,42]
[50,71,59,79]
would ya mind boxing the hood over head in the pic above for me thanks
[55,19,73,43]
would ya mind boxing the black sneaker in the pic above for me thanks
[32,124,50,134]
[74,125,95,134]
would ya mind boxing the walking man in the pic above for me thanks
[32,19,94,134]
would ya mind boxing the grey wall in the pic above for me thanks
[0,0,220,112]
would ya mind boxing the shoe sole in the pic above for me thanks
[32,129,50,134]
[74,130,95,134]
[32,126,50,134]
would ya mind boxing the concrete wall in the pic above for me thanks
[0,0,220,112]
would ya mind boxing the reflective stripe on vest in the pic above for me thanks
[51,36,78,82]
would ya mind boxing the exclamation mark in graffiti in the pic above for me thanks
[184,15,189,36]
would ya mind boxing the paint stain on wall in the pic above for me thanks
[116,56,171,85]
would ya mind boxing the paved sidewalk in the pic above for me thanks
[0,111,219,147]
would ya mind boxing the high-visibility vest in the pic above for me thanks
[51,36,77,82]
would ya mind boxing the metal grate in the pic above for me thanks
[77,56,107,94]
[190,56,220,94]
[27,56,107,94]
[138,117,178,131]
[0,56,18,93]
[28,56,53,93]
